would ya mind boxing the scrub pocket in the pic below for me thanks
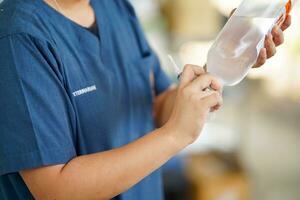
[125,53,157,132]
[127,53,157,105]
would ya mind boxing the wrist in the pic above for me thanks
[157,125,189,154]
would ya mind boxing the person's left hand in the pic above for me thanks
[230,9,292,68]
[253,15,292,68]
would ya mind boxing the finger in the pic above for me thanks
[281,15,291,31]
[193,89,216,100]
[265,34,276,58]
[188,73,223,93]
[201,92,223,109]
[179,64,205,89]
[253,48,267,68]
[272,25,284,46]
[210,104,221,112]
[209,93,222,112]
[211,104,221,112]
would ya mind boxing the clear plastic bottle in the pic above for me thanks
[207,0,298,86]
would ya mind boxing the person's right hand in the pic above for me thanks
[164,65,223,148]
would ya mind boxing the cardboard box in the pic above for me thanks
[185,153,250,200]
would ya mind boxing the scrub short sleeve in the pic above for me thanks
[122,0,172,95]
[0,34,77,176]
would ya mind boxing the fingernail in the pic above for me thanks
[268,33,273,39]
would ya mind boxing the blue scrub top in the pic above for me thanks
[0,0,172,199]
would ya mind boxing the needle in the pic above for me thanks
[167,55,182,80]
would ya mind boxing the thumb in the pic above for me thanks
[179,65,205,89]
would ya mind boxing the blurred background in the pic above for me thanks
[129,0,300,200]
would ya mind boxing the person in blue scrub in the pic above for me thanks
[0,0,291,199]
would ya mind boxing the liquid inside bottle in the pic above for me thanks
[206,0,296,86]
[207,16,276,86]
